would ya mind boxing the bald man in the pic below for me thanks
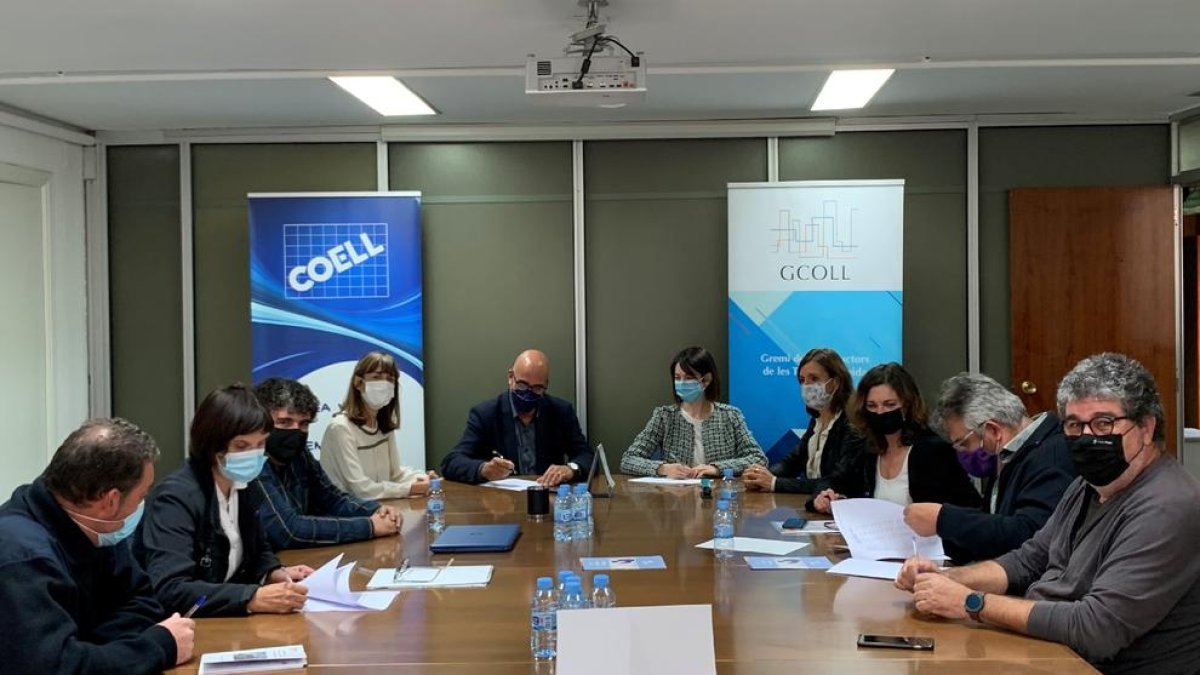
[441,350,594,487]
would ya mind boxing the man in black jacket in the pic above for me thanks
[0,418,194,674]
[441,349,594,486]
[904,373,1076,563]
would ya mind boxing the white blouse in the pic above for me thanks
[680,408,706,466]
[805,411,841,479]
[215,485,243,581]
[874,449,912,507]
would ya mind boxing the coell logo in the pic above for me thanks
[287,232,386,292]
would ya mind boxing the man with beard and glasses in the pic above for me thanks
[253,378,402,549]
[895,353,1200,674]
[441,349,593,487]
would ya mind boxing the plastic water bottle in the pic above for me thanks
[555,569,572,602]
[718,487,739,519]
[573,483,593,538]
[530,577,557,661]
[561,579,591,609]
[721,467,741,494]
[427,478,446,534]
[591,574,616,608]
[553,485,572,542]
[713,499,735,560]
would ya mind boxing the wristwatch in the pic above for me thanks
[567,462,580,478]
[964,591,987,621]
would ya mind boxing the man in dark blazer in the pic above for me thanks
[441,349,594,487]
[904,373,1077,563]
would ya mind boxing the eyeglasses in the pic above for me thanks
[950,426,982,452]
[1062,415,1132,437]
[513,380,548,396]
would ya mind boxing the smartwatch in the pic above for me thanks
[964,591,987,621]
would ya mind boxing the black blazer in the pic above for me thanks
[440,392,594,484]
[134,457,281,617]
[829,428,983,509]
[937,414,1077,563]
[770,412,867,494]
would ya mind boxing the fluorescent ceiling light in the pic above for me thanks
[811,69,895,111]
[329,76,437,116]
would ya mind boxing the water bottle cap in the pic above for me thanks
[565,580,582,592]
[557,484,570,495]
[722,468,733,478]
[718,488,734,499]
[558,569,572,581]
[537,577,552,590]
[574,483,587,494]
[594,574,609,586]
[431,477,442,489]
[716,499,730,509]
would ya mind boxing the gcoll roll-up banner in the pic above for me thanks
[249,192,425,468]
[728,180,904,462]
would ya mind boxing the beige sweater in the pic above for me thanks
[319,413,422,499]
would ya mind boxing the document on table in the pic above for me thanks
[694,537,807,556]
[581,556,667,571]
[303,554,399,612]
[826,558,904,581]
[745,555,833,570]
[830,498,946,560]
[481,478,541,491]
[769,520,840,536]
[628,476,703,486]
[557,604,716,675]
[198,645,306,674]
[366,565,493,589]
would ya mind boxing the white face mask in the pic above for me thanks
[362,380,395,409]
[801,380,835,411]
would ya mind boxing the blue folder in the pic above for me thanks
[430,524,522,553]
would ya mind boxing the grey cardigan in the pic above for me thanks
[995,456,1200,674]
[620,403,767,476]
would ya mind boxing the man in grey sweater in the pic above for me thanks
[895,353,1200,674]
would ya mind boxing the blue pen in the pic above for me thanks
[183,595,207,619]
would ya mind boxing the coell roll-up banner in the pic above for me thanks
[728,180,904,461]
[249,192,425,468]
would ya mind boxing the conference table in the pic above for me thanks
[168,477,1096,674]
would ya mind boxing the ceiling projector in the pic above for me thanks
[525,1,646,107]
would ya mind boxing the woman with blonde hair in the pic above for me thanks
[320,351,433,499]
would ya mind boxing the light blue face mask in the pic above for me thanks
[220,448,268,484]
[674,379,706,403]
[70,500,145,547]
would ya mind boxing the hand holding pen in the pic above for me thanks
[479,450,516,481]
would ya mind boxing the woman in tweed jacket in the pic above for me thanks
[621,346,768,478]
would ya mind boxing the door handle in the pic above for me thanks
[1021,381,1038,394]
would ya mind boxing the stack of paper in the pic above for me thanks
[481,478,541,491]
[628,477,703,486]
[694,537,807,556]
[366,565,494,589]
[830,498,946,560]
[826,558,903,580]
[198,645,306,674]
[303,554,399,612]
[557,604,716,675]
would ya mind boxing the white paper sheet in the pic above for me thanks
[481,478,542,491]
[556,604,716,675]
[826,558,904,581]
[830,498,946,560]
[628,477,702,486]
[198,645,306,674]
[694,537,807,555]
[302,554,400,613]
[366,565,493,589]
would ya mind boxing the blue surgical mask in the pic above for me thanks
[69,500,145,547]
[674,379,706,403]
[220,448,267,485]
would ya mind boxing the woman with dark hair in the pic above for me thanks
[810,362,982,513]
[136,385,314,617]
[743,348,868,494]
[320,351,432,499]
[621,346,768,478]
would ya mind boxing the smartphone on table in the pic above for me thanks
[856,634,934,650]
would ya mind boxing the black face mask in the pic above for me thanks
[266,428,308,463]
[1069,434,1134,487]
[865,408,905,437]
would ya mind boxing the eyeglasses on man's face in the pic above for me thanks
[1062,415,1132,437]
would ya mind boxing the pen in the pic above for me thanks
[183,595,207,619]
[392,557,411,584]
[436,557,455,579]
[491,450,514,477]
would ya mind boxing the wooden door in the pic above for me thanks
[1010,186,1178,454]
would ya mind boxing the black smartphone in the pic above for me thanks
[856,634,935,650]
[781,517,808,531]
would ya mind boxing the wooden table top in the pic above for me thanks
[168,478,1096,674]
